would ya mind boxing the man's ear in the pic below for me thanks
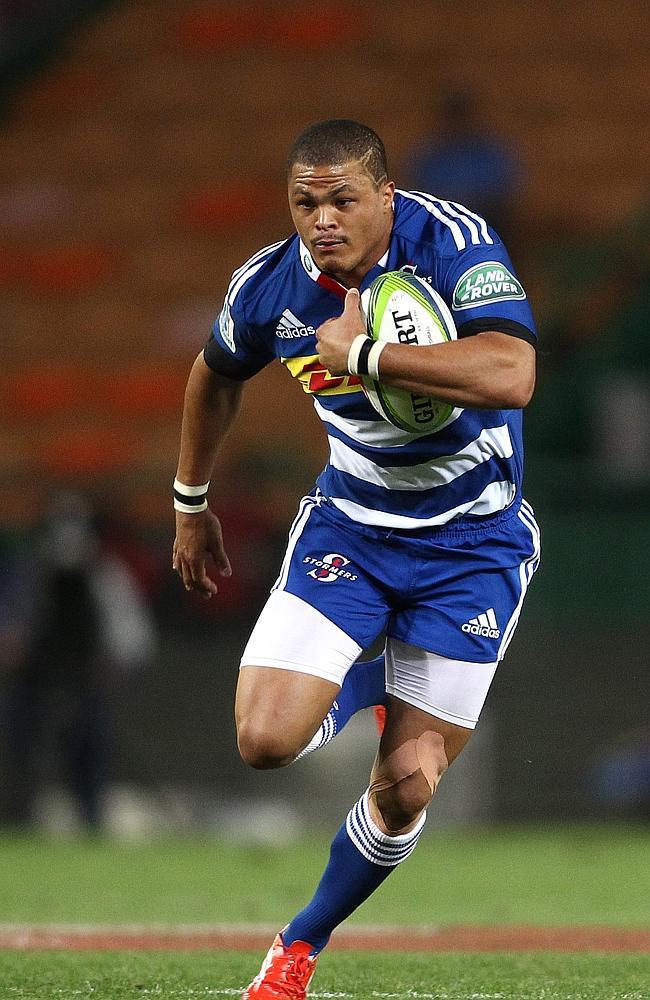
[382,180,396,208]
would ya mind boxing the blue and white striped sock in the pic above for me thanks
[295,655,386,761]
[294,707,338,760]
[283,790,426,952]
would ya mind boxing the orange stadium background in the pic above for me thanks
[0,0,648,836]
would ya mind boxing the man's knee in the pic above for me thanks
[369,731,448,833]
[236,719,303,770]
[372,770,433,832]
[235,662,340,770]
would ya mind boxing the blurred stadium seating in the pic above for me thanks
[1,0,649,491]
[0,0,648,830]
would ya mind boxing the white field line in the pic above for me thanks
[14,991,650,1000]
[4,991,530,1000]
[181,994,650,1000]
[194,992,511,999]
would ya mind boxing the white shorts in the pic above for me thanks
[241,590,498,730]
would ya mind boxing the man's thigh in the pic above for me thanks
[384,639,498,730]
[379,694,473,769]
[243,493,392,682]
[236,590,362,745]
[236,493,391,746]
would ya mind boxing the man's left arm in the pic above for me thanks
[316,288,536,410]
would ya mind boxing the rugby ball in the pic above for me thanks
[360,271,457,433]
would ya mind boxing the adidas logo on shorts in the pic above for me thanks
[461,608,501,639]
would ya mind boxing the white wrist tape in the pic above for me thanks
[173,478,210,513]
[347,335,386,381]
[367,341,386,381]
[347,334,370,376]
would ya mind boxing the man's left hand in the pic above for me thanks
[316,288,367,376]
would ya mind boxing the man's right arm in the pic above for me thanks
[172,352,244,599]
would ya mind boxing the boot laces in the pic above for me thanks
[271,952,312,996]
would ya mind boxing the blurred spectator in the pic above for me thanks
[589,206,650,486]
[588,729,650,820]
[404,85,523,243]
[0,491,156,831]
[0,1,110,119]
[527,201,650,493]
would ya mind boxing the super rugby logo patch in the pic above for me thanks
[452,262,526,310]
[304,553,358,583]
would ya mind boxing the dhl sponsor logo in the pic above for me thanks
[282,354,364,396]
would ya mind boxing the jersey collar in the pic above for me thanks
[298,240,389,301]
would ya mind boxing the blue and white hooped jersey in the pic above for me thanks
[204,191,537,531]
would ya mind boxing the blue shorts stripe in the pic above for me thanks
[497,506,541,659]
[272,494,319,593]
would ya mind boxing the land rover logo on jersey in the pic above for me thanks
[304,553,358,583]
[218,301,236,353]
[453,262,526,310]
[303,253,313,273]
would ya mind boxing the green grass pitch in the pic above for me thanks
[1,825,648,999]
[2,951,650,1000]
[1,825,648,925]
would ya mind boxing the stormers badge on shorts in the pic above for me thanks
[304,553,358,583]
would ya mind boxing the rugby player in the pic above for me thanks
[173,120,540,999]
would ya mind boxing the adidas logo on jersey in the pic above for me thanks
[275,308,315,339]
[461,608,501,639]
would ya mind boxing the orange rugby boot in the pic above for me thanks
[374,704,387,735]
[242,932,317,1000]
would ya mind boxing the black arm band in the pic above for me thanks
[203,340,268,381]
[457,317,537,347]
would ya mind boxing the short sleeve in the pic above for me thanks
[203,296,274,381]
[441,241,537,345]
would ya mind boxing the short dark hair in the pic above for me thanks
[287,119,389,187]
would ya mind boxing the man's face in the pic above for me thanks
[288,160,395,286]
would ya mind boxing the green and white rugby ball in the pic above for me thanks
[360,270,457,433]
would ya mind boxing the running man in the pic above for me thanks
[172,120,540,999]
